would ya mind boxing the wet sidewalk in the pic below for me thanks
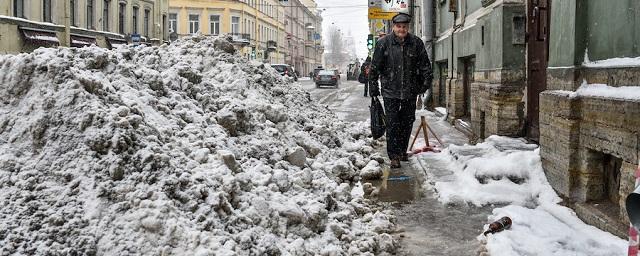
[366,110,495,256]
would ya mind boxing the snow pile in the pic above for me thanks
[0,35,398,255]
[418,136,625,255]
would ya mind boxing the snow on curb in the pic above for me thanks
[0,35,397,255]
[418,136,626,256]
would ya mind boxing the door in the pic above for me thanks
[438,62,448,108]
[462,57,475,120]
[526,0,551,141]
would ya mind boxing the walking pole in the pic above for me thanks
[409,117,428,150]
[424,121,443,146]
[421,116,430,147]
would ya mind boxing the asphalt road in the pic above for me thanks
[299,77,370,122]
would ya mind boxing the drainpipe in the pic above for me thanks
[448,10,460,116]
[423,0,434,59]
[64,0,71,47]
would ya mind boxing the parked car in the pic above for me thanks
[315,70,340,88]
[271,64,298,81]
[312,67,324,81]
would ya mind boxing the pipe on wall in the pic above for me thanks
[422,0,434,60]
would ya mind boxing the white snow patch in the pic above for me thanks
[419,135,626,255]
[584,55,640,68]
[576,80,640,101]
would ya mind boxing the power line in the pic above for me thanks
[247,3,368,8]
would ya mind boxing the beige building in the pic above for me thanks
[168,0,286,64]
[282,0,322,76]
[0,0,169,54]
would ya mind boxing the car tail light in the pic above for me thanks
[332,76,337,80]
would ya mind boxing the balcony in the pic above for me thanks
[230,33,251,46]
[267,40,277,51]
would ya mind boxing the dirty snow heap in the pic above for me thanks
[0,35,396,255]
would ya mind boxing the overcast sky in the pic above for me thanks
[315,0,370,60]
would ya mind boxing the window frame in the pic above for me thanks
[209,15,220,35]
[144,8,150,37]
[13,0,25,18]
[132,6,139,34]
[169,13,178,33]
[118,2,126,34]
[43,0,52,23]
[71,0,77,26]
[87,0,94,29]
[103,0,110,31]
[188,14,200,34]
[231,16,240,34]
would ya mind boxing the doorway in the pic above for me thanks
[526,0,551,141]
[462,56,475,121]
[438,61,448,108]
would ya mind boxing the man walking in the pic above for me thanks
[368,12,433,168]
[358,56,372,96]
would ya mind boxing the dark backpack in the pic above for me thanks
[358,64,370,84]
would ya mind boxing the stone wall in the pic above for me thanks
[540,69,640,237]
[466,69,525,140]
[446,78,466,119]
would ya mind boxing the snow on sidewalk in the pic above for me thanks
[415,136,626,256]
[0,35,398,255]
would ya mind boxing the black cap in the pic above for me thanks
[392,13,411,23]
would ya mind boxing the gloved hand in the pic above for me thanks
[369,81,380,97]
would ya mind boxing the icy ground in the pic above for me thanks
[0,35,398,255]
[415,136,626,256]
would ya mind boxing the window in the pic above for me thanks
[119,2,126,34]
[188,14,199,34]
[87,0,94,29]
[162,14,167,38]
[144,9,150,37]
[13,0,24,18]
[169,13,177,33]
[132,6,139,34]
[43,0,52,22]
[70,0,76,25]
[209,15,220,35]
[231,16,239,34]
[103,0,110,31]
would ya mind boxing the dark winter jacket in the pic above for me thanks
[358,60,371,84]
[369,33,433,99]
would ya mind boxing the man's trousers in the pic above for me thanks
[382,96,417,160]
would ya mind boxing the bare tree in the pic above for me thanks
[324,26,348,69]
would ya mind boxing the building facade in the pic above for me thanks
[431,0,527,141]
[427,0,639,238]
[0,0,170,54]
[283,0,323,76]
[539,0,640,238]
[169,0,286,64]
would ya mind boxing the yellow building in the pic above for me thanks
[169,0,286,63]
[0,0,170,54]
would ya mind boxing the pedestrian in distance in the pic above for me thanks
[368,12,433,169]
[358,57,372,97]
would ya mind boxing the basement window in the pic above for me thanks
[602,153,622,204]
